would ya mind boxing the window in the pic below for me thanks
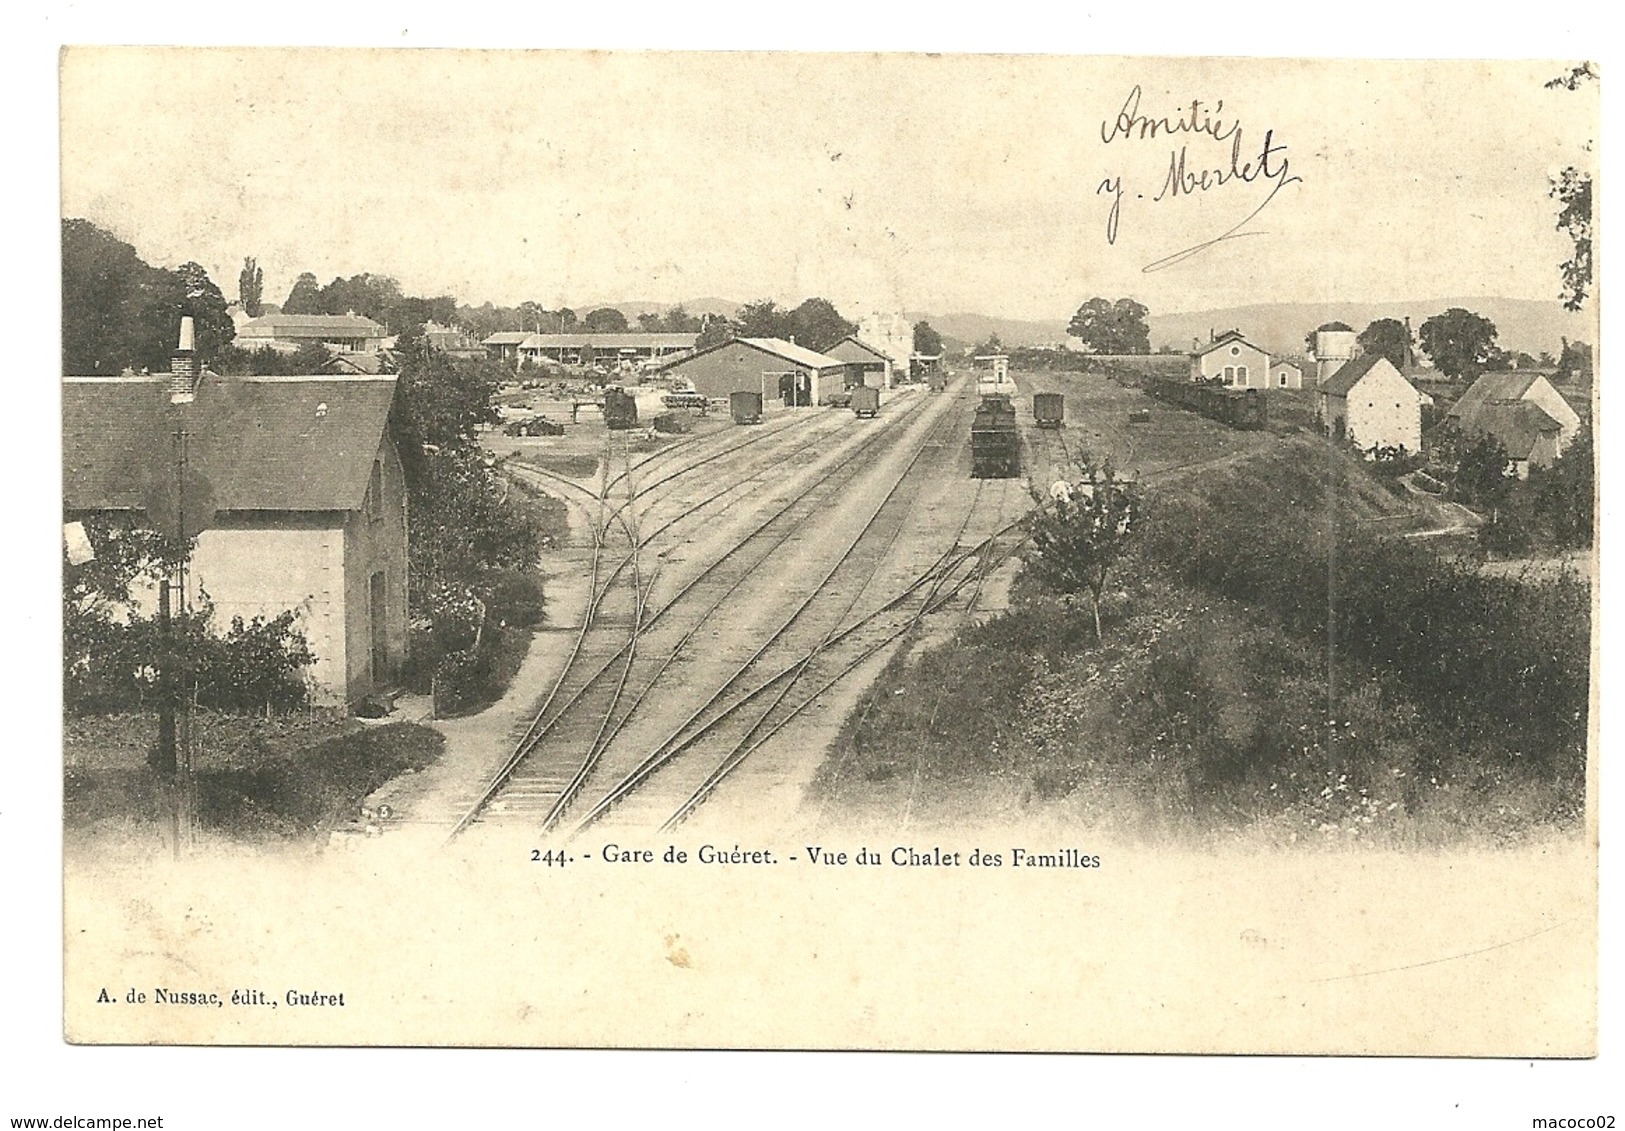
[1230,345,1240,356]
[1223,366,1235,382]
[367,459,384,521]
[1279,372,1288,387]
[1236,365,1248,384]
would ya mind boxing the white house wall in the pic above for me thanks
[1193,341,1272,388]
[188,518,350,704]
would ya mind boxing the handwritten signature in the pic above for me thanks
[1096,85,1303,272]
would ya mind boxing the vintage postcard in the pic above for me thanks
[57,47,1599,1057]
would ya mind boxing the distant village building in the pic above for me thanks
[1190,330,1272,389]
[824,335,895,389]
[1445,371,1583,478]
[653,337,848,407]
[62,345,408,706]
[236,313,386,354]
[422,321,483,359]
[1270,359,1305,389]
[483,331,530,364]
[516,332,698,368]
[1318,354,1429,455]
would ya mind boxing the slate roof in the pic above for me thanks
[652,336,848,372]
[238,314,386,339]
[1320,353,1390,397]
[1463,401,1564,461]
[1446,371,1544,423]
[825,336,895,365]
[63,374,398,514]
[737,337,848,369]
[1191,330,1265,358]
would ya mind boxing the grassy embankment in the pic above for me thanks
[814,435,1588,847]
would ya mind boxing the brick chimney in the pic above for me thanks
[169,316,199,404]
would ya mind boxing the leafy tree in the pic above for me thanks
[1419,308,1499,381]
[785,297,857,352]
[1356,318,1411,369]
[695,313,735,350]
[60,219,233,373]
[736,299,787,339]
[1066,296,1151,354]
[1531,428,1594,549]
[1550,169,1591,312]
[1545,64,1595,311]
[283,272,321,314]
[661,305,704,333]
[1025,458,1140,641]
[1555,339,1592,383]
[583,306,629,333]
[238,257,264,316]
[169,261,236,361]
[975,333,1004,356]
[637,311,662,331]
[913,321,944,356]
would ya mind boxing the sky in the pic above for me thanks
[60,50,1597,323]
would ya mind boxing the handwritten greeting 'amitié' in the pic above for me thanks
[1097,85,1303,272]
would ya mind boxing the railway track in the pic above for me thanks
[447,392,940,838]
[567,393,1035,835]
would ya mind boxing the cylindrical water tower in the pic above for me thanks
[1314,328,1356,385]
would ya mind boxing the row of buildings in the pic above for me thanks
[1194,326,1582,475]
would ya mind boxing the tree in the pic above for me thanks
[238,257,264,316]
[1555,338,1593,383]
[913,321,944,356]
[785,297,857,352]
[61,219,233,374]
[735,299,787,339]
[1419,308,1499,380]
[583,306,629,333]
[170,261,235,361]
[695,313,735,350]
[1356,318,1410,369]
[283,272,321,314]
[1025,458,1140,641]
[62,218,159,374]
[661,305,704,333]
[1551,166,1592,313]
[637,311,662,331]
[1545,63,1595,312]
[1066,296,1151,355]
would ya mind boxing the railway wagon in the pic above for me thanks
[730,389,763,424]
[1145,378,1267,430]
[1033,392,1064,429]
[971,394,1020,478]
[603,387,639,430]
[851,385,880,418]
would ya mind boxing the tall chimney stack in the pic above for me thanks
[170,316,199,404]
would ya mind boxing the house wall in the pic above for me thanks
[1193,340,1272,388]
[1271,363,1304,389]
[1522,376,1583,447]
[342,436,410,699]
[1338,369,1423,453]
[187,516,350,704]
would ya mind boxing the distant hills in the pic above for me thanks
[1149,299,1594,360]
[592,296,1592,359]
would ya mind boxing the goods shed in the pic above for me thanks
[653,337,847,408]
